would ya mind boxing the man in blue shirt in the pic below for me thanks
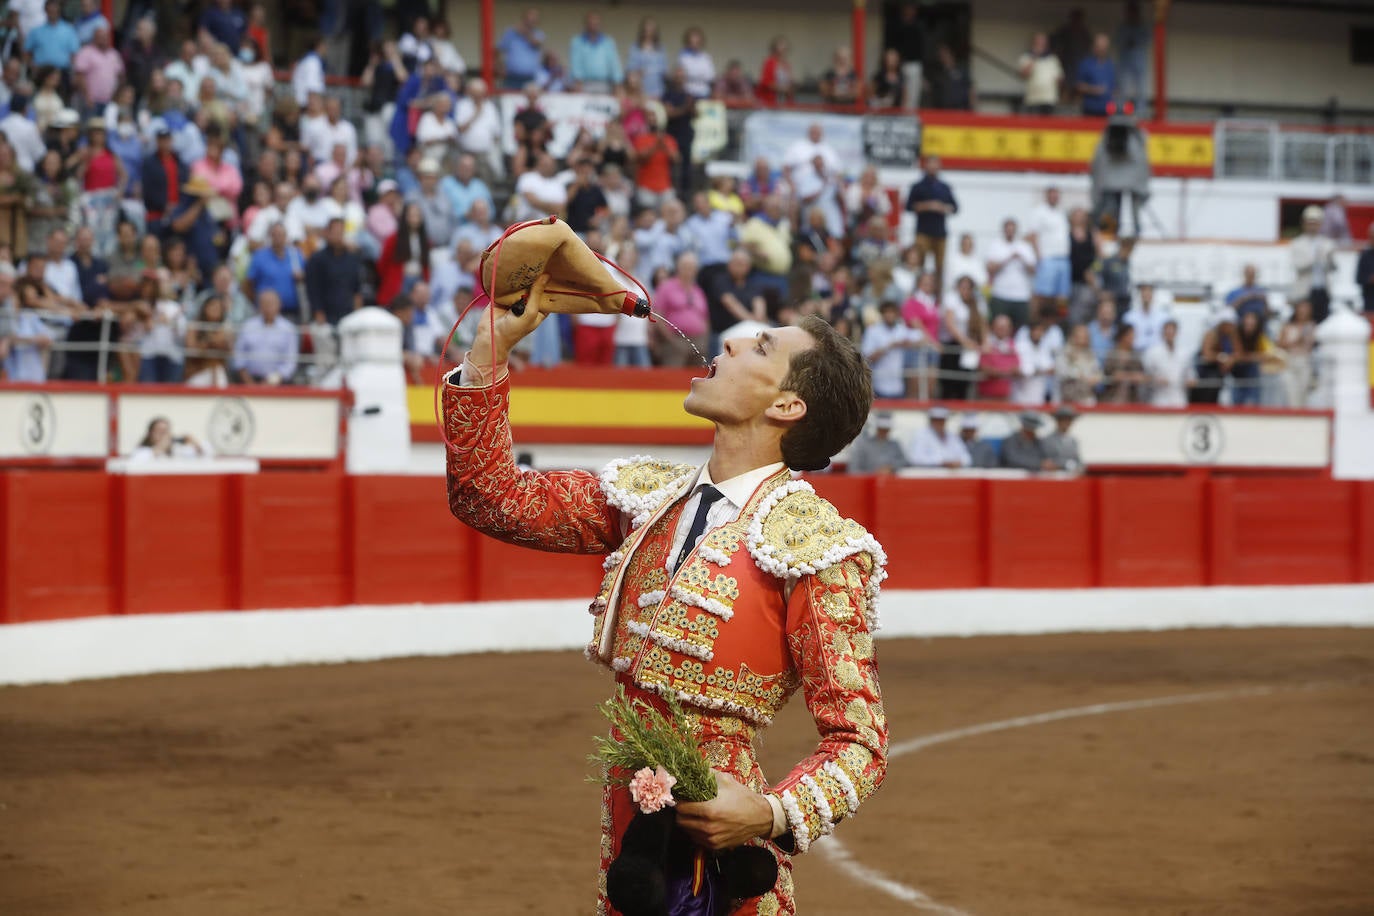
[198,0,245,54]
[904,155,959,292]
[233,290,299,384]
[1225,264,1270,323]
[25,1,80,73]
[244,223,304,317]
[439,153,494,224]
[497,8,545,90]
[569,12,622,92]
[685,191,736,293]
[1076,33,1116,116]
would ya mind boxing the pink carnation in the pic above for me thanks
[628,765,678,813]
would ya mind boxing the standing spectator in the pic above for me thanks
[1231,310,1271,407]
[72,23,123,108]
[136,271,186,382]
[572,305,616,365]
[848,411,909,474]
[1042,406,1083,472]
[1087,293,1118,362]
[909,406,970,468]
[938,275,985,400]
[1076,33,1116,116]
[1122,283,1171,353]
[377,202,430,307]
[27,150,74,250]
[306,218,362,325]
[890,1,925,108]
[1143,318,1192,407]
[1097,236,1134,317]
[409,158,457,248]
[901,270,941,397]
[631,115,680,210]
[291,34,327,107]
[74,0,109,46]
[1057,323,1103,405]
[1290,206,1337,322]
[454,198,501,252]
[1012,320,1057,406]
[1115,1,1149,111]
[498,8,545,90]
[685,190,735,293]
[166,175,220,282]
[739,194,792,296]
[1001,412,1051,471]
[608,243,651,367]
[360,41,407,152]
[905,155,958,292]
[708,248,768,340]
[978,314,1019,401]
[1101,324,1146,402]
[652,251,710,366]
[985,217,1036,329]
[455,78,503,185]
[1026,185,1071,322]
[844,166,892,234]
[1018,32,1063,115]
[1320,194,1352,244]
[661,68,696,195]
[1,85,44,172]
[1355,223,1374,315]
[195,263,252,326]
[4,261,52,381]
[199,0,244,52]
[784,123,843,236]
[244,222,305,319]
[756,36,794,107]
[677,26,715,100]
[123,18,163,101]
[26,1,80,75]
[511,151,568,223]
[565,159,608,233]
[1067,206,1100,325]
[862,300,919,400]
[304,96,358,169]
[569,12,622,93]
[930,44,974,111]
[233,289,297,384]
[626,17,666,98]
[183,295,233,388]
[189,128,242,226]
[397,15,434,71]
[1052,8,1093,100]
[414,92,459,165]
[714,60,754,106]
[820,46,862,107]
[1193,308,1239,405]
[1277,299,1317,407]
[1225,264,1269,324]
[870,49,906,109]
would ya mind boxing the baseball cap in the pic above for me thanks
[929,406,951,420]
[377,179,399,195]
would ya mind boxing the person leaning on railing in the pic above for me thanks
[183,295,233,388]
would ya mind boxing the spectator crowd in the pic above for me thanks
[0,0,1369,408]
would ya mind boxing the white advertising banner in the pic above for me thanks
[0,390,108,459]
[116,393,340,460]
[739,111,870,175]
[498,93,731,165]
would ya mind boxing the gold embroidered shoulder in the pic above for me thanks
[599,456,698,529]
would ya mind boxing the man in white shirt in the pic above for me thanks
[985,217,1037,329]
[303,96,357,168]
[1017,32,1063,115]
[908,406,971,468]
[285,176,336,240]
[783,124,844,238]
[455,78,503,183]
[860,300,919,399]
[41,228,82,307]
[248,182,307,247]
[1122,283,1171,353]
[0,87,46,172]
[1026,185,1071,322]
[1012,320,1059,406]
[512,152,568,223]
[1289,205,1338,323]
[1143,318,1192,407]
[291,36,327,106]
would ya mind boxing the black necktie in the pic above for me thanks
[673,485,725,573]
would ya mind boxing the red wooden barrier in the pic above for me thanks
[237,473,352,609]
[115,475,237,615]
[1097,477,1208,588]
[1210,477,1359,585]
[471,533,605,602]
[873,477,985,589]
[808,474,875,532]
[0,472,116,622]
[987,479,1097,589]
[349,476,478,605]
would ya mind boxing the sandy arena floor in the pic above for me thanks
[2,627,1373,915]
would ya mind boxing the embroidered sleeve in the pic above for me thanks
[767,554,888,853]
[443,373,623,554]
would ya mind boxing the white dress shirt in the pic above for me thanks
[667,462,784,572]
[908,426,971,467]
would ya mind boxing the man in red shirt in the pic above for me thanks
[631,114,679,210]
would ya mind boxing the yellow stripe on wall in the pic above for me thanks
[921,125,1214,168]
[409,386,712,429]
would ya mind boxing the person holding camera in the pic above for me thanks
[129,416,207,461]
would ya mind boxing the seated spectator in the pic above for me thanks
[566,159,608,234]
[1232,309,1279,407]
[189,127,242,226]
[600,164,633,220]
[1225,264,1269,324]
[1067,206,1100,326]
[323,176,367,250]
[708,249,768,341]
[847,410,909,474]
[453,198,501,253]
[1277,299,1316,408]
[1001,412,1052,471]
[1101,324,1146,403]
[512,151,568,223]
[377,202,431,307]
[930,44,974,110]
[1012,320,1058,406]
[2,261,52,381]
[978,314,1020,401]
[960,414,998,468]
[232,288,297,384]
[440,153,494,225]
[455,78,502,184]
[408,158,457,248]
[572,306,617,366]
[1057,323,1103,406]
[195,264,253,326]
[414,92,459,166]
[986,217,1037,329]
[862,300,920,400]
[1193,308,1239,405]
[652,251,709,366]
[366,179,402,248]
[129,417,206,461]
[612,243,653,368]
[136,271,186,382]
[714,60,753,105]
[1122,283,1171,352]
[740,157,778,215]
[820,46,862,106]
[306,218,362,326]
[1087,294,1118,362]
[739,194,792,294]
[1042,406,1082,471]
[1143,317,1192,407]
[870,48,906,109]
[938,275,986,401]
[909,406,970,468]
[757,36,794,106]
[244,222,305,319]
[844,166,893,234]
[167,175,221,282]
[1098,236,1134,316]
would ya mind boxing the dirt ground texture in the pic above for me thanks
[2,627,1373,916]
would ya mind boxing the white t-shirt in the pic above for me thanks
[861,320,919,397]
[943,249,989,296]
[614,310,650,346]
[1028,203,1070,260]
[1012,326,1060,406]
[247,205,306,244]
[44,259,81,302]
[783,139,842,195]
[1019,53,1063,107]
[303,117,358,167]
[985,238,1037,302]
[1124,304,1173,353]
[455,97,501,154]
[513,171,568,222]
[1144,342,1193,407]
[416,111,459,158]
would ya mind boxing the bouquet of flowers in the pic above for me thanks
[589,687,777,916]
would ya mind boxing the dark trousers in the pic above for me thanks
[937,348,972,401]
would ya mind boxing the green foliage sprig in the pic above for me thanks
[588,686,718,802]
